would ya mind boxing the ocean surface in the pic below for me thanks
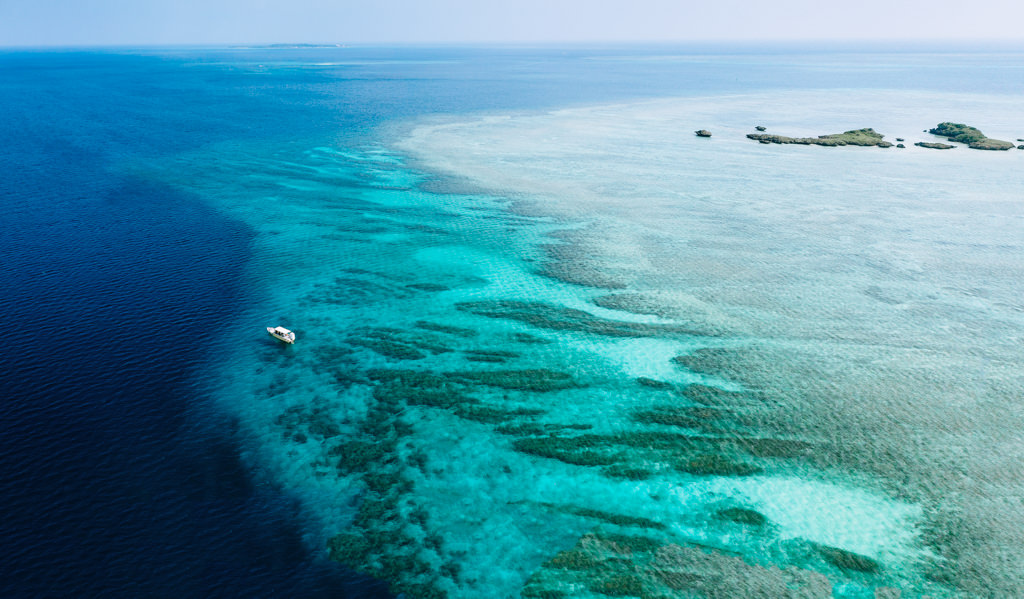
[2,45,1023,598]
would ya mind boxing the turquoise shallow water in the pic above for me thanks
[395,90,1024,597]
[127,50,1024,598]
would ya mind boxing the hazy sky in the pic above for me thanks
[1,0,1022,48]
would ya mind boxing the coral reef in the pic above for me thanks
[522,533,838,599]
[325,399,452,598]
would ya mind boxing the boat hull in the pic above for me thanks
[267,326,296,344]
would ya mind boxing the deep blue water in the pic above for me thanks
[0,50,386,599]
[3,45,1024,598]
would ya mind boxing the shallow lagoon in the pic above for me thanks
[395,89,1024,596]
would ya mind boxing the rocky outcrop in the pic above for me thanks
[755,125,767,131]
[915,142,955,150]
[747,128,892,148]
[928,122,1014,150]
[695,129,712,137]
[969,138,1015,150]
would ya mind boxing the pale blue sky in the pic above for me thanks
[1,0,1022,48]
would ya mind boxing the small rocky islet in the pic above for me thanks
[744,122,1020,151]
[747,128,893,148]
[926,122,1014,150]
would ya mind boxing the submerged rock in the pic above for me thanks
[716,507,768,526]
[540,504,666,529]
[914,142,956,150]
[815,544,882,574]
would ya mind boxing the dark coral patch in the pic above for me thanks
[676,454,762,476]
[463,349,520,363]
[448,368,579,391]
[415,320,477,337]
[816,544,881,574]
[513,436,619,467]
[457,300,704,338]
[601,465,654,480]
[716,507,768,526]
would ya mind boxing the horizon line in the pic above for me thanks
[4,38,1024,52]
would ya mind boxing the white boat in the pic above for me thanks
[267,326,296,344]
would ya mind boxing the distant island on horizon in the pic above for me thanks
[232,43,351,49]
